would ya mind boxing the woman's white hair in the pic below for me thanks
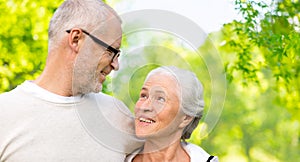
[145,66,205,140]
[145,66,205,117]
[48,0,120,49]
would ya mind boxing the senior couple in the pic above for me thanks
[0,0,218,161]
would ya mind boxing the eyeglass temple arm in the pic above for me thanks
[65,29,119,54]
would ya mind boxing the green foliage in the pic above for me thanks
[208,0,300,161]
[1,0,299,161]
[0,0,63,92]
[223,0,300,85]
[221,0,300,118]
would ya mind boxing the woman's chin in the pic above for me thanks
[135,131,150,139]
[135,130,158,139]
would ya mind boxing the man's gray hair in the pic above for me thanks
[48,0,120,49]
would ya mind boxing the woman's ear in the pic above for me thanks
[179,115,194,129]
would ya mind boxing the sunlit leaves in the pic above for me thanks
[0,0,64,92]
[221,0,300,113]
[1,0,299,161]
[211,0,300,161]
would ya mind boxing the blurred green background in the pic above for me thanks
[0,0,299,161]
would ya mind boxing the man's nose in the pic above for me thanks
[111,57,119,70]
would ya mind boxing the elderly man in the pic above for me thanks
[0,0,142,161]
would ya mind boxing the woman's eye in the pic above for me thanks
[140,93,147,99]
[157,97,165,102]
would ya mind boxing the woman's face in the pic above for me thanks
[134,73,186,139]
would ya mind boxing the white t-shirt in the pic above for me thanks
[0,81,143,162]
[125,142,219,162]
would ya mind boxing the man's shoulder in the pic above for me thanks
[92,92,118,102]
[91,92,128,110]
[0,91,12,100]
[0,86,27,105]
[0,81,36,101]
[0,87,21,98]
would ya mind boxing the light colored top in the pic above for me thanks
[125,142,219,162]
[0,81,143,162]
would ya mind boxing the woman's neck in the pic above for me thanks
[134,140,190,162]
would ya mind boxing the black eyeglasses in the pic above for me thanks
[66,29,120,61]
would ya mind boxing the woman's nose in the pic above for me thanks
[136,99,153,113]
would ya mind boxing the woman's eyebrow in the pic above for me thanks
[153,90,165,94]
[141,87,148,91]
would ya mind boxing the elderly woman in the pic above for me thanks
[125,66,218,162]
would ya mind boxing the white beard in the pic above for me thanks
[72,44,102,95]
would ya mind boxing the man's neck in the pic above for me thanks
[34,66,73,97]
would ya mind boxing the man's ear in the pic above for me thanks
[68,28,83,53]
[179,115,194,129]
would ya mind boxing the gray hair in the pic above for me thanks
[145,66,205,140]
[48,0,120,49]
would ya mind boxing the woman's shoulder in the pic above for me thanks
[124,147,143,162]
[182,142,219,162]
